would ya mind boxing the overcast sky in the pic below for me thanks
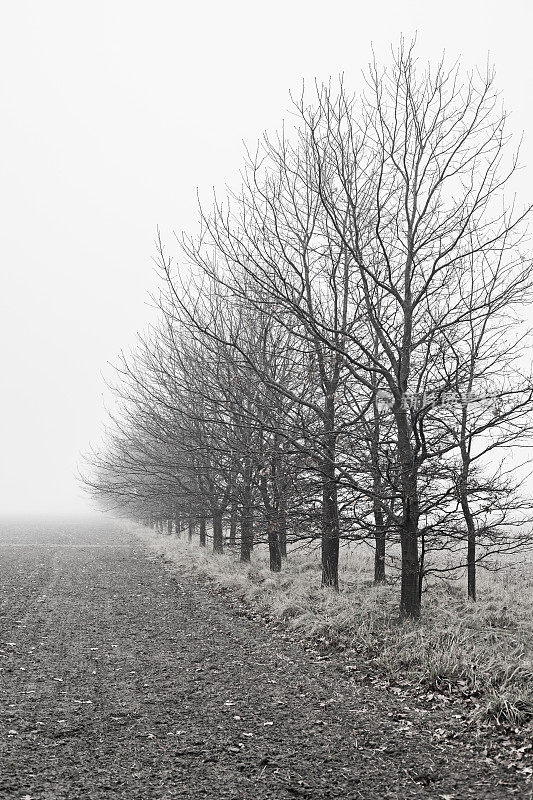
[1,0,532,516]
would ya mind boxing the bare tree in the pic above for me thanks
[84,41,533,623]
[291,42,532,616]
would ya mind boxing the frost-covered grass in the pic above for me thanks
[133,525,533,729]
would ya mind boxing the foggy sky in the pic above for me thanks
[1,0,532,516]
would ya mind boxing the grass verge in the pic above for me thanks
[133,525,533,735]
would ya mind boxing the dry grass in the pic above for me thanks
[133,525,533,729]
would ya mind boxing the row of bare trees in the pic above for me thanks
[85,42,533,618]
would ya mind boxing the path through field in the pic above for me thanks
[0,520,529,799]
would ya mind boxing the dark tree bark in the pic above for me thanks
[212,510,224,554]
[370,381,387,584]
[321,395,339,590]
[373,506,386,584]
[400,500,420,618]
[279,507,287,558]
[259,467,282,573]
[467,525,476,602]
[458,470,477,601]
[418,531,426,603]
[266,512,282,572]
[229,505,237,546]
[240,509,253,562]
[457,401,478,601]
[199,517,206,547]
[396,410,421,618]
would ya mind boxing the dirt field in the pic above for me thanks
[0,519,530,799]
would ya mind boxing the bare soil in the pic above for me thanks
[0,520,530,799]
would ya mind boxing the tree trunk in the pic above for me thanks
[321,396,339,590]
[240,510,253,562]
[167,519,173,535]
[266,511,282,572]
[321,483,339,589]
[458,473,477,601]
[229,505,237,546]
[371,392,386,583]
[279,507,287,558]
[188,518,194,542]
[174,516,181,538]
[418,530,425,602]
[467,530,476,601]
[249,506,254,550]
[212,510,224,554]
[373,505,386,584]
[396,410,420,618]
[199,518,206,547]
[259,470,282,573]
[400,497,420,617]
